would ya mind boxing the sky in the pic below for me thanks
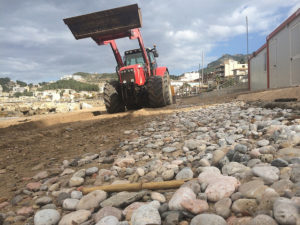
[0,0,299,83]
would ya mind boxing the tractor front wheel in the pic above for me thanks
[104,81,125,114]
[147,76,166,108]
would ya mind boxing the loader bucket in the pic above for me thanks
[63,4,142,40]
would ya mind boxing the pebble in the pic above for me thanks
[162,170,174,181]
[85,167,99,176]
[26,182,41,191]
[17,206,34,216]
[96,216,119,225]
[252,165,279,184]
[34,209,60,225]
[273,197,299,225]
[58,210,91,225]
[71,190,83,199]
[76,190,107,210]
[190,213,227,225]
[131,204,161,225]
[175,167,193,180]
[162,146,177,153]
[69,177,84,187]
[94,206,122,222]
[247,214,278,225]
[36,196,52,206]
[151,192,166,203]
[169,187,196,210]
[257,139,270,147]
[62,198,79,210]
[214,197,232,218]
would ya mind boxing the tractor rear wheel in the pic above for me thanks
[163,72,173,105]
[147,75,166,107]
[104,81,125,114]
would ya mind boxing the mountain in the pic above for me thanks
[207,54,249,68]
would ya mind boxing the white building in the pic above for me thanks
[249,8,300,90]
[180,72,201,82]
[61,74,84,81]
[0,85,3,95]
[215,59,248,77]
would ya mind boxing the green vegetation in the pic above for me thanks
[170,75,180,80]
[40,79,99,92]
[13,90,33,97]
[16,80,27,87]
[0,77,11,92]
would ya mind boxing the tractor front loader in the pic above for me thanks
[64,4,173,113]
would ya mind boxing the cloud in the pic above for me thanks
[0,0,299,82]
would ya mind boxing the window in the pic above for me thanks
[124,53,145,66]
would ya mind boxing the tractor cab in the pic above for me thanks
[124,47,158,73]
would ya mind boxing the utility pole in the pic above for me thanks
[202,51,204,85]
[198,63,201,93]
[246,16,249,59]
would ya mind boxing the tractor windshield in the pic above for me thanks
[124,52,145,66]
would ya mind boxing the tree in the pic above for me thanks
[16,80,27,87]
[0,77,11,92]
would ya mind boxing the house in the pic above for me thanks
[249,8,300,90]
[0,85,2,95]
[215,59,248,77]
[180,72,201,82]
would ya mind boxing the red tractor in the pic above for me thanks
[64,4,174,113]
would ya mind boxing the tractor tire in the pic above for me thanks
[126,104,141,111]
[163,72,173,105]
[147,75,166,108]
[104,81,125,114]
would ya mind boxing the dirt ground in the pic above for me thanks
[0,87,299,200]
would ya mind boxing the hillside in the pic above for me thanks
[40,79,99,92]
[73,72,118,83]
[207,54,249,68]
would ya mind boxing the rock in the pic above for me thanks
[168,187,196,210]
[76,190,107,210]
[212,150,226,165]
[232,199,258,216]
[198,171,240,202]
[34,196,52,206]
[181,179,201,194]
[70,191,82,200]
[271,179,294,196]
[57,192,71,206]
[151,192,166,203]
[277,147,300,161]
[247,215,278,225]
[94,206,122,223]
[33,171,49,180]
[164,212,180,225]
[114,157,135,168]
[34,209,60,225]
[271,158,289,167]
[100,191,146,208]
[181,199,209,214]
[26,182,41,191]
[17,206,34,216]
[190,213,227,225]
[234,144,248,153]
[96,216,119,225]
[62,198,79,211]
[273,197,299,225]
[257,139,269,147]
[85,167,99,176]
[73,169,86,178]
[11,195,23,206]
[214,197,232,218]
[123,202,147,221]
[222,162,249,176]
[69,177,84,187]
[239,180,268,199]
[162,146,177,153]
[184,139,201,150]
[61,168,74,176]
[252,165,279,184]
[42,204,57,210]
[131,204,161,225]
[136,168,145,177]
[291,165,300,182]
[176,167,193,180]
[162,170,174,181]
[58,210,91,225]
[257,188,279,214]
